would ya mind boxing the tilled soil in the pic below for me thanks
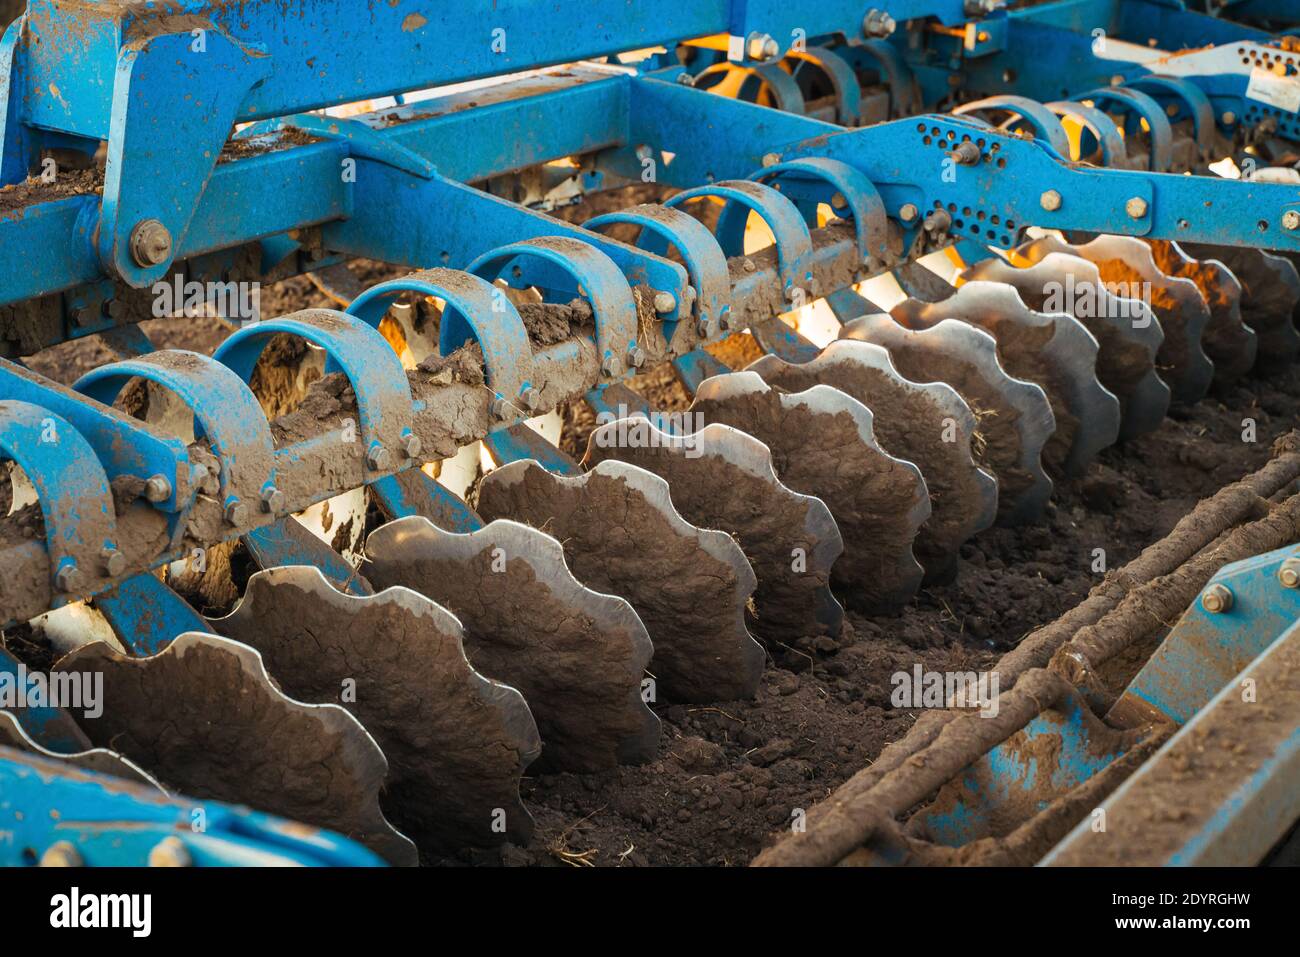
[477,369,1300,868]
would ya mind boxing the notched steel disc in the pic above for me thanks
[53,632,418,865]
[688,371,929,612]
[963,254,1170,440]
[1180,243,1300,372]
[0,708,164,792]
[477,459,765,703]
[1019,235,1213,404]
[584,417,848,647]
[893,280,1119,478]
[362,517,660,772]
[212,567,541,856]
[748,341,996,584]
[1147,240,1256,383]
[841,315,1055,526]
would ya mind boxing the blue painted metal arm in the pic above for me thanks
[0,745,384,866]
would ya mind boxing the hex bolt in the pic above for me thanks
[862,9,896,38]
[144,473,173,503]
[54,564,84,594]
[696,318,711,337]
[129,219,173,267]
[520,387,541,412]
[223,499,249,527]
[742,257,758,272]
[100,546,126,578]
[924,209,952,233]
[403,433,423,459]
[1283,210,1300,231]
[601,354,619,376]
[830,192,848,210]
[1200,583,1234,614]
[39,842,83,867]
[1040,190,1063,212]
[148,836,193,868]
[653,291,677,314]
[761,153,781,168]
[951,141,981,165]
[628,346,647,369]
[1279,557,1300,588]
[1221,111,1236,126]
[898,203,920,223]
[260,485,286,514]
[746,32,779,62]
[490,396,512,420]
[675,71,695,87]
[366,443,392,471]
[1125,196,1149,219]
[718,311,734,332]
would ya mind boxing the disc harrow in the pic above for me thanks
[2,0,1300,867]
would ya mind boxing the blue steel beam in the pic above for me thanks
[9,0,985,144]
[1043,621,1300,866]
[6,62,1300,317]
[0,745,385,866]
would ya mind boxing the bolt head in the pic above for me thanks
[746,33,778,61]
[675,71,695,87]
[898,203,920,223]
[1221,111,1237,126]
[40,842,82,867]
[491,396,512,420]
[129,219,173,267]
[1283,210,1300,231]
[54,564,84,594]
[653,291,677,314]
[100,547,126,578]
[761,153,781,168]
[862,9,896,37]
[924,210,952,234]
[1201,583,1234,614]
[520,387,541,412]
[1279,558,1300,588]
[601,355,619,377]
[1125,196,1149,219]
[628,347,647,369]
[403,433,423,459]
[366,443,392,471]
[260,485,286,514]
[696,318,711,338]
[830,192,848,210]
[144,474,172,503]
[223,500,249,527]
[1040,190,1063,212]
[952,141,981,165]
[148,836,193,868]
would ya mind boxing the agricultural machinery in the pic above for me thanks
[0,0,1297,867]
